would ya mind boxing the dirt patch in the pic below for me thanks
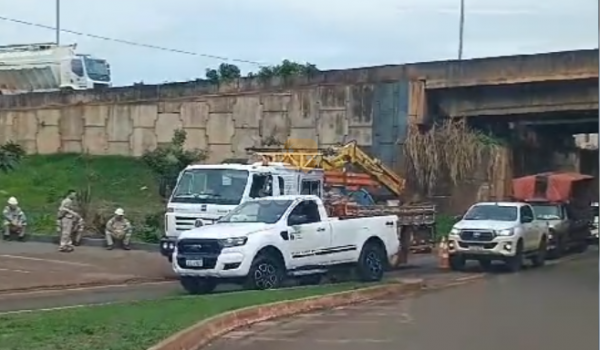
[0,242,176,293]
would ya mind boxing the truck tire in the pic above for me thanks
[505,241,524,273]
[449,255,465,271]
[530,237,547,268]
[180,277,218,295]
[244,254,285,290]
[356,242,385,282]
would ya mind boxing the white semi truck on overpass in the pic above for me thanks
[0,42,111,95]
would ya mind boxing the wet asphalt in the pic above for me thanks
[204,248,599,350]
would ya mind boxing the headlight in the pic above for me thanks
[220,236,248,248]
[450,228,460,235]
[496,229,514,236]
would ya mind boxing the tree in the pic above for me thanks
[205,63,242,84]
[204,60,319,84]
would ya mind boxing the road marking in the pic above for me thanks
[0,268,30,274]
[0,280,176,298]
[0,254,93,267]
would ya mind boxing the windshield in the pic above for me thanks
[218,199,293,224]
[83,57,110,82]
[531,204,563,220]
[463,205,518,221]
[171,169,248,205]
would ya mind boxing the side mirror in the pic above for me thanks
[288,214,308,226]
[521,216,533,223]
[453,215,463,221]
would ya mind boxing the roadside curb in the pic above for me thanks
[26,235,159,252]
[147,279,424,350]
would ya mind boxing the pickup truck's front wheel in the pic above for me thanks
[356,242,385,282]
[180,277,218,295]
[245,254,285,290]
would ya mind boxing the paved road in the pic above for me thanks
[205,249,599,350]
[0,254,468,313]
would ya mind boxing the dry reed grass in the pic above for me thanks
[403,119,502,194]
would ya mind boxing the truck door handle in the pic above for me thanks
[316,227,326,232]
[385,221,394,226]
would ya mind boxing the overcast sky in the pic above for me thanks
[1,0,597,86]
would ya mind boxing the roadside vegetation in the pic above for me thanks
[0,283,365,350]
[0,130,205,243]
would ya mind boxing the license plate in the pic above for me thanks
[185,259,204,267]
[470,246,484,250]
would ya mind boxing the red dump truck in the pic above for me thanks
[512,172,594,258]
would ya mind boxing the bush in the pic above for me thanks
[0,141,25,173]
[142,129,207,200]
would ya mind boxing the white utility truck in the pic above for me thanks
[447,202,549,272]
[172,195,399,294]
[160,162,324,260]
[0,43,111,94]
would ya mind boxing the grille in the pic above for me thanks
[177,238,222,255]
[459,230,495,242]
[175,216,216,232]
[175,216,197,232]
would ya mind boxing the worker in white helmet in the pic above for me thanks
[105,208,132,250]
[3,197,27,241]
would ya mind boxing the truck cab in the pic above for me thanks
[173,195,399,294]
[159,163,324,260]
[447,201,548,272]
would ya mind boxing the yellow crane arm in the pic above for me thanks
[249,141,406,197]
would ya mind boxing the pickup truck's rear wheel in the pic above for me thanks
[504,241,524,272]
[245,254,285,290]
[356,242,385,282]
[179,277,217,295]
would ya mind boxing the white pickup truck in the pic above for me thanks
[447,202,549,272]
[172,195,400,294]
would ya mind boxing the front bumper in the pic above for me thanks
[448,235,519,258]
[172,249,252,278]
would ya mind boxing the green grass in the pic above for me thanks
[0,154,163,236]
[0,283,368,350]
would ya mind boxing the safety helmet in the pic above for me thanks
[7,197,18,205]
[114,208,125,216]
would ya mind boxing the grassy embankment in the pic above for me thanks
[0,153,163,241]
[0,283,368,350]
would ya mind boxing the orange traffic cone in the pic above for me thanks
[438,236,450,270]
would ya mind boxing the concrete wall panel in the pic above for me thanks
[207,113,234,145]
[82,105,109,127]
[260,111,290,145]
[318,110,348,145]
[130,105,158,128]
[106,106,133,142]
[232,96,261,128]
[155,113,182,143]
[289,90,319,128]
[0,112,15,144]
[181,102,209,128]
[37,109,61,126]
[207,144,233,163]
[231,129,260,157]
[131,128,158,156]
[83,127,108,154]
[59,107,83,142]
[36,125,61,154]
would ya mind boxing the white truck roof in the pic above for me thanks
[250,194,322,202]
[474,201,530,208]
